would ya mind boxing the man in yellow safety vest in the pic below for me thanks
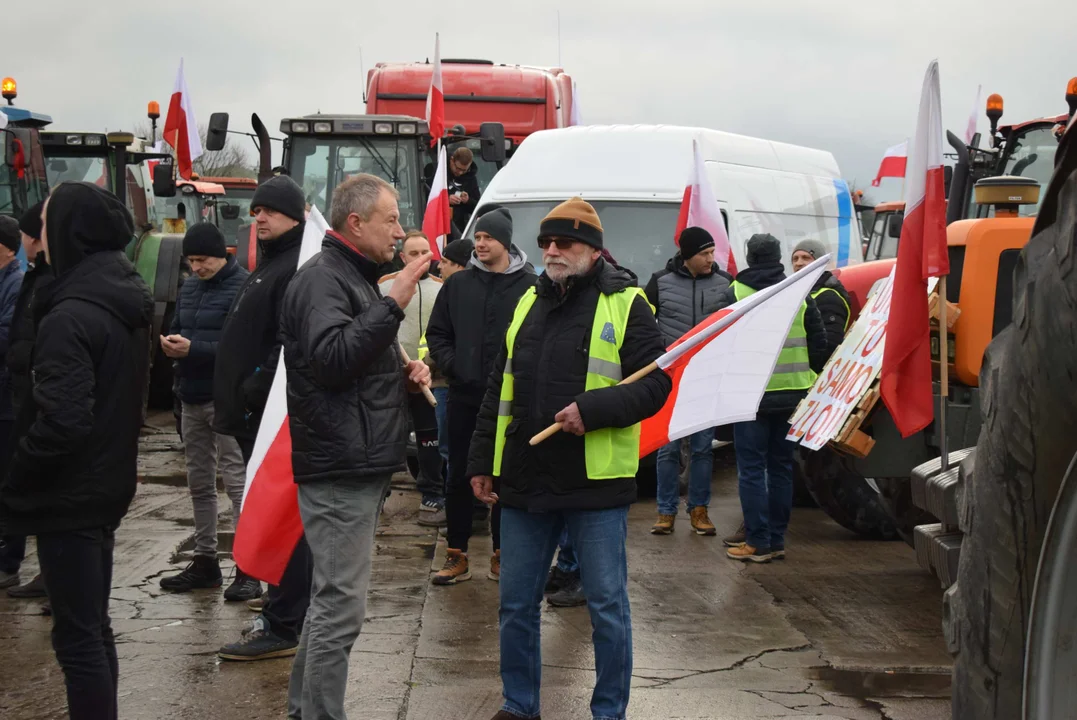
[467,197,671,720]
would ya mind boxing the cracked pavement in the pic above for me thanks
[1,441,952,719]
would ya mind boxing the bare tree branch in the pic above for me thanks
[133,121,257,179]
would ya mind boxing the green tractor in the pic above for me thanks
[0,78,51,251]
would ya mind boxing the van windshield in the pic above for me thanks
[467,200,681,281]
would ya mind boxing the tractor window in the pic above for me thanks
[1001,126,1060,216]
[46,155,110,190]
[441,138,500,195]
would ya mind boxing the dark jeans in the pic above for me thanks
[38,526,119,720]
[237,436,313,642]
[732,414,797,550]
[555,526,578,574]
[0,418,24,575]
[409,391,444,502]
[446,393,500,553]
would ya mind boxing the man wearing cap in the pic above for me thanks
[467,197,671,720]
[713,234,828,562]
[426,207,535,585]
[643,227,733,537]
[791,238,852,357]
[158,223,251,597]
[215,175,313,661]
[437,237,472,281]
[0,216,25,591]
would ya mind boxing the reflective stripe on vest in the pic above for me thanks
[811,286,851,333]
[492,286,649,479]
[732,281,817,391]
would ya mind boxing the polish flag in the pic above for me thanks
[674,138,736,274]
[421,145,451,259]
[425,34,444,147]
[964,85,982,145]
[871,141,908,187]
[162,59,203,180]
[639,255,829,456]
[232,206,328,584]
[569,81,583,126]
[880,60,949,438]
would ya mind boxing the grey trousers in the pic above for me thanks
[287,475,392,720]
[181,401,246,557]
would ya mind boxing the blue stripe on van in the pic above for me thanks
[833,179,852,267]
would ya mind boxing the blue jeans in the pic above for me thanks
[500,506,632,720]
[733,414,796,550]
[656,428,714,515]
[554,527,578,574]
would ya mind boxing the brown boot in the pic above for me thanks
[650,513,676,535]
[722,522,746,547]
[726,544,773,563]
[488,549,501,582]
[689,507,717,536]
[432,548,471,585]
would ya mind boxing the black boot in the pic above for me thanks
[160,555,223,592]
[224,569,263,602]
[546,574,586,608]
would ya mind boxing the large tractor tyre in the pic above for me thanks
[946,128,1077,720]
[792,459,818,508]
[147,302,178,410]
[799,446,900,540]
[873,476,937,547]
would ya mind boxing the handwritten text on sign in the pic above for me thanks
[787,269,896,450]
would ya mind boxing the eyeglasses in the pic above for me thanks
[537,237,576,250]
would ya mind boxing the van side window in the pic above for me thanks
[720,210,729,231]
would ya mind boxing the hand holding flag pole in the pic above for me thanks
[397,342,437,407]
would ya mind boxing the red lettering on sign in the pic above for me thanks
[860,320,887,358]
[825,359,850,398]
[804,404,833,445]
[843,364,872,404]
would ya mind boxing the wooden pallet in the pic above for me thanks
[928,291,961,330]
[830,384,881,458]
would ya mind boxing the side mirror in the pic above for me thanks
[206,113,229,152]
[153,163,176,198]
[478,122,507,164]
[49,158,69,173]
[219,204,241,220]
[944,165,953,198]
[887,213,903,239]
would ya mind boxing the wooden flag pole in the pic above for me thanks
[398,342,437,408]
[529,361,659,446]
[938,275,950,471]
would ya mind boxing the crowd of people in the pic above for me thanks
[0,154,853,718]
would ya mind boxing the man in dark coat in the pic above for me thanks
[279,173,430,718]
[467,197,671,720]
[0,216,26,591]
[158,223,254,598]
[0,182,153,718]
[714,234,828,563]
[425,207,536,585]
[791,238,852,357]
[448,146,482,231]
[215,175,313,662]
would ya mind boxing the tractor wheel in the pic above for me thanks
[873,476,936,547]
[799,446,900,541]
[792,458,818,508]
[147,302,177,410]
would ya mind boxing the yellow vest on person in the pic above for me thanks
[811,286,851,332]
[732,281,817,392]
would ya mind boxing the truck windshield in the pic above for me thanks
[46,154,111,190]
[466,200,682,281]
[1000,126,1059,216]
[216,188,255,246]
[289,136,421,230]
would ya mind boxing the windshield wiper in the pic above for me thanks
[354,137,398,185]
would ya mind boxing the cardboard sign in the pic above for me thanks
[787,268,896,450]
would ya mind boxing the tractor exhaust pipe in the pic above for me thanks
[946,130,971,225]
[252,113,272,183]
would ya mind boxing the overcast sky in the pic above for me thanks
[6,0,1073,202]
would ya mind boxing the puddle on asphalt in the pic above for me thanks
[809,667,951,699]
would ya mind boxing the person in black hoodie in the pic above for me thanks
[425,207,536,585]
[214,175,314,663]
[0,182,153,719]
[448,146,482,231]
[713,233,828,563]
[791,238,852,357]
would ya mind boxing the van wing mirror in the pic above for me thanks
[153,163,177,198]
[206,113,229,152]
[887,213,903,238]
[479,122,507,164]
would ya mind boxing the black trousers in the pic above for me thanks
[236,436,313,642]
[445,393,500,553]
[0,418,26,575]
[409,391,445,501]
[38,526,119,720]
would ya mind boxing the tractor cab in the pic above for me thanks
[863,201,905,261]
[0,77,50,223]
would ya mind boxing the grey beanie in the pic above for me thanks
[474,207,513,248]
[745,233,782,266]
[793,238,827,261]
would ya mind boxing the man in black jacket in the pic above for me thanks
[0,182,153,718]
[215,175,313,662]
[159,224,255,598]
[467,197,671,720]
[425,207,536,585]
[714,234,828,563]
[792,238,852,357]
[0,216,26,591]
[279,173,430,718]
[448,146,481,230]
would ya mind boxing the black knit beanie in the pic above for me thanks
[746,233,782,266]
[538,197,603,250]
[474,208,513,248]
[251,175,306,223]
[679,226,715,260]
[441,238,474,266]
[182,222,227,258]
[19,201,45,241]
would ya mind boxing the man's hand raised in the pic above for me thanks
[386,256,431,310]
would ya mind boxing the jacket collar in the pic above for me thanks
[259,222,305,259]
[322,232,381,285]
[203,255,240,285]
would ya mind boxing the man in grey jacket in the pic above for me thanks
[643,227,733,536]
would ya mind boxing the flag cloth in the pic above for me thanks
[674,137,736,273]
[162,59,203,180]
[421,145,450,259]
[425,34,444,147]
[964,84,982,145]
[232,206,328,584]
[871,141,908,187]
[880,60,948,438]
[639,255,829,456]
[569,80,583,126]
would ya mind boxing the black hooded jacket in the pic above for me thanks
[0,183,153,535]
[449,163,481,230]
[213,223,304,439]
[466,259,672,511]
[812,271,852,358]
[6,252,51,425]
[713,262,828,415]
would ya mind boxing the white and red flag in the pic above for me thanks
[425,33,444,147]
[638,255,829,456]
[880,60,949,438]
[232,206,328,584]
[964,84,982,145]
[421,145,451,259]
[871,141,908,187]
[162,59,203,180]
[674,137,736,273]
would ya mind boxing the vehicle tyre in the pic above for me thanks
[792,458,818,508]
[947,130,1077,720]
[147,302,177,410]
[873,476,936,547]
[799,446,900,540]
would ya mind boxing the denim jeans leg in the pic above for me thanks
[765,416,797,548]
[655,439,682,515]
[733,420,772,549]
[555,526,579,574]
[685,429,715,511]
[499,508,562,719]
[565,506,632,720]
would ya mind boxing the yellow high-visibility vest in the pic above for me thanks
[732,281,817,391]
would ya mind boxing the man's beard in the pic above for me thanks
[544,253,593,283]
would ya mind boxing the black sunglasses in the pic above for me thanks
[537,237,577,250]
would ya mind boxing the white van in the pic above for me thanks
[462,124,862,282]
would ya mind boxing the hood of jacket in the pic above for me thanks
[469,244,530,274]
[39,250,152,331]
[813,270,841,293]
[734,262,787,291]
[45,182,134,277]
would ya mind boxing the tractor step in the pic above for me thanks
[909,447,975,525]
[913,523,963,589]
